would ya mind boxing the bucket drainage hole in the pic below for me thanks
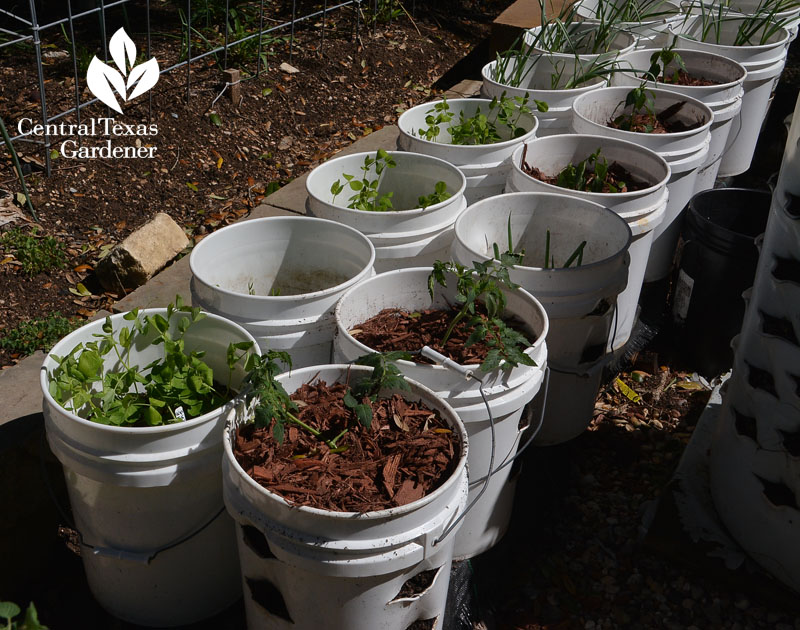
[242,525,277,560]
[760,311,800,346]
[406,617,438,630]
[746,362,778,398]
[246,577,293,623]
[756,475,799,510]
[733,409,758,442]
[393,568,440,601]
[792,373,800,399]
[780,429,800,458]
[772,256,800,285]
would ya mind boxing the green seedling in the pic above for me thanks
[417,94,548,146]
[491,213,526,267]
[613,83,658,132]
[428,259,536,373]
[417,181,452,209]
[0,313,82,357]
[555,147,627,193]
[543,229,587,269]
[47,296,254,427]
[0,227,67,276]
[0,601,47,630]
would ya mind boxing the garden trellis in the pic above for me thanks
[0,0,413,176]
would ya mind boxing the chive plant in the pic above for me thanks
[682,0,794,45]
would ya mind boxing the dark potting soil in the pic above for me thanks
[521,158,651,193]
[396,569,439,599]
[233,379,459,513]
[608,101,704,134]
[350,306,535,366]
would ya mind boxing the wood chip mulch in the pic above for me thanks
[233,380,460,513]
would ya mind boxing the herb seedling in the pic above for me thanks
[330,149,450,211]
[543,230,587,269]
[47,296,254,427]
[643,40,688,84]
[428,259,536,372]
[0,601,47,630]
[491,214,526,267]
[417,94,548,146]
[612,83,658,132]
[555,147,627,193]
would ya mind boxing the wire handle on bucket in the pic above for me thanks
[418,346,549,547]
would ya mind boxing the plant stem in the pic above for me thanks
[563,240,587,268]
[0,115,38,221]
[286,410,338,449]
[544,229,551,269]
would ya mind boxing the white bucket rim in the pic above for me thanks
[223,364,470,520]
[677,18,791,52]
[189,215,376,303]
[397,98,540,153]
[524,24,637,58]
[334,267,550,374]
[454,191,633,274]
[41,309,260,435]
[512,134,672,197]
[616,47,747,90]
[480,59,606,98]
[572,86,715,141]
[626,194,668,234]
[577,0,684,26]
[304,149,468,215]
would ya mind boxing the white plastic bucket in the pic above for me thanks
[523,23,637,61]
[613,48,746,189]
[452,192,632,443]
[506,135,671,349]
[223,365,469,630]
[304,150,466,273]
[571,86,713,280]
[332,268,549,559]
[677,18,790,176]
[481,55,606,137]
[41,310,259,627]
[576,0,685,48]
[397,98,539,204]
[190,216,375,370]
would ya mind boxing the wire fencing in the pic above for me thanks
[0,0,411,175]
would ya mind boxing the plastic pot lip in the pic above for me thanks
[579,0,683,24]
[688,187,771,239]
[41,308,261,435]
[617,48,747,87]
[524,25,637,57]
[189,215,376,302]
[512,134,672,194]
[480,59,606,96]
[453,192,633,273]
[677,19,791,51]
[334,266,549,372]
[223,364,469,520]
[305,150,467,215]
[397,98,540,152]
[572,86,715,139]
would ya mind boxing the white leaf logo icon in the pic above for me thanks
[86,27,159,114]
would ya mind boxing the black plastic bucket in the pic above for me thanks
[672,188,771,377]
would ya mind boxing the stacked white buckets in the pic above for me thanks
[190,216,375,370]
[41,311,259,627]
[452,192,633,444]
[677,17,790,177]
[613,48,746,191]
[507,134,670,351]
[304,151,467,272]
[571,86,713,282]
[396,98,539,203]
[332,268,549,559]
[223,365,470,630]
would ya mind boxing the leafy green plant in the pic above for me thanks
[682,0,794,46]
[418,94,548,146]
[0,312,82,356]
[47,297,254,427]
[417,181,452,209]
[491,214,526,267]
[612,83,658,132]
[245,348,411,449]
[330,150,450,211]
[0,227,67,276]
[555,147,627,193]
[427,259,536,373]
[0,601,47,630]
[643,40,687,83]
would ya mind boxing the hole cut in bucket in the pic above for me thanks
[772,256,800,285]
[780,429,800,457]
[241,525,277,560]
[746,362,777,398]
[760,311,800,346]
[757,475,799,510]
[246,577,293,623]
[733,408,757,442]
[406,617,437,630]
[393,568,440,601]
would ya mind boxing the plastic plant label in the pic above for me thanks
[174,406,187,421]
[672,269,694,323]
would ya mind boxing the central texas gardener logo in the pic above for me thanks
[87,28,159,114]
